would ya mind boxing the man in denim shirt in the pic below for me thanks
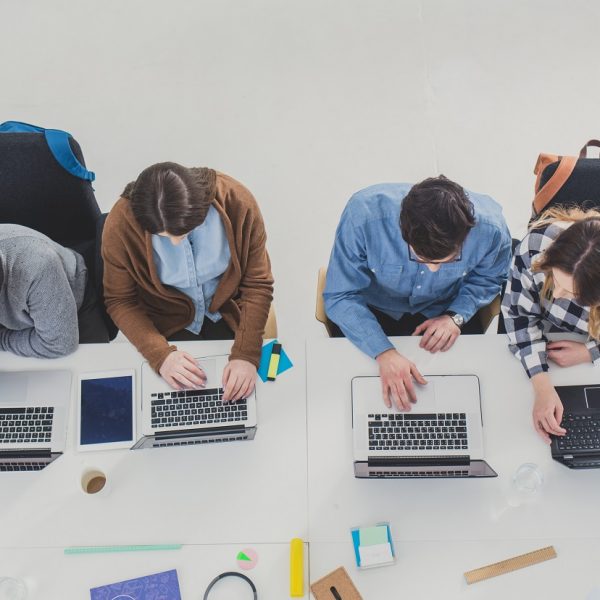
[324,176,511,409]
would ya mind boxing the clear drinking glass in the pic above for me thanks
[512,463,544,494]
[0,578,27,600]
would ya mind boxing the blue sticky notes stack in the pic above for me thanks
[351,523,395,569]
[258,339,293,382]
[90,569,181,599]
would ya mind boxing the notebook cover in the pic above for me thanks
[90,569,181,600]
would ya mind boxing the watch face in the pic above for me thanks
[453,314,465,327]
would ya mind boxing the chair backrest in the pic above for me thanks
[315,266,337,337]
[0,132,100,247]
[264,304,278,339]
[316,267,327,324]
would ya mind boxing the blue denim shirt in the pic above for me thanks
[152,206,231,334]
[323,183,512,359]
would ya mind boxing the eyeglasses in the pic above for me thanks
[408,244,462,265]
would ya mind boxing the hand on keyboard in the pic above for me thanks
[532,373,566,444]
[160,350,207,390]
[222,359,257,402]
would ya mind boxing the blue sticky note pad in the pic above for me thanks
[351,523,395,569]
[258,339,293,382]
[90,569,181,600]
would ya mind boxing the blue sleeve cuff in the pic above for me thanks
[447,298,477,323]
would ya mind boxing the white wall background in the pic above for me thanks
[2,0,599,342]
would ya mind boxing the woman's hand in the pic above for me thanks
[547,340,592,368]
[222,359,257,402]
[159,350,207,390]
[531,373,567,444]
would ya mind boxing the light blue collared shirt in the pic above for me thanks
[152,206,231,334]
[323,183,512,359]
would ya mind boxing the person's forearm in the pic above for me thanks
[325,296,393,358]
[107,299,175,371]
[531,371,553,393]
[0,326,77,358]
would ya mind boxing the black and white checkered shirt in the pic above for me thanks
[501,222,600,378]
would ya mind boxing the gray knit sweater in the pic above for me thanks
[0,225,87,358]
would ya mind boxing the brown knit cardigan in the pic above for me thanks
[102,171,274,372]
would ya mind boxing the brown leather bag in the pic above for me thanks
[533,140,600,216]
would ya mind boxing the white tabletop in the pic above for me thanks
[0,542,309,599]
[0,339,307,547]
[306,336,600,544]
[309,539,600,599]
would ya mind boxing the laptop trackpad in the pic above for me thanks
[412,382,437,411]
[196,358,219,389]
[415,376,480,413]
[0,373,29,405]
[585,387,600,410]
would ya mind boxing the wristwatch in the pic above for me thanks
[445,311,464,329]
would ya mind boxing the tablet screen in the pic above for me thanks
[80,375,134,446]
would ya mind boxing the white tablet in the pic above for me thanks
[77,370,136,451]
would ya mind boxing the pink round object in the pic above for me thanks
[236,547,259,570]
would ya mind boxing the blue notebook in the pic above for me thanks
[90,569,181,600]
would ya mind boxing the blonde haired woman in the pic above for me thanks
[502,207,600,443]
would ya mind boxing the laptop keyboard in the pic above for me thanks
[556,413,600,451]
[370,469,470,478]
[0,407,54,444]
[150,389,248,429]
[0,461,49,471]
[368,413,468,451]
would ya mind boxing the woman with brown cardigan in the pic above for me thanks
[102,163,273,401]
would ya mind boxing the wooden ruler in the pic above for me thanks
[464,546,557,584]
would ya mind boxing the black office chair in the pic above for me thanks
[0,131,117,340]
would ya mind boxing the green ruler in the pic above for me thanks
[64,544,182,555]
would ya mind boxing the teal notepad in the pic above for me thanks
[359,526,389,546]
[258,340,293,382]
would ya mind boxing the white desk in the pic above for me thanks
[0,542,309,599]
[0,339,307,547]
[309,539,600,599]
[306,336,600,547]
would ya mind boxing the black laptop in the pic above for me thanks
[551,385,600,469]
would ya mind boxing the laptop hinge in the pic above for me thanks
[0,449,53,459]
[368,455,471,467]
[154,424,246,440]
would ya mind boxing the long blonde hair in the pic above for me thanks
[530,206,600,340]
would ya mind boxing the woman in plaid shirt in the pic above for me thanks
[502,208,600,444]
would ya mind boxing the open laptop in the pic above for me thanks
[352,374,497,478]
[551,385,600,469]
[133,354,257,450]
[0,370,71,472]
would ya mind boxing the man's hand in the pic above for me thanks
[375,349,427,410]
[222,359,257,402]
[547,340,593,368]
[412,315,461,353]
[531,373,566,444]
[159,350,207,390]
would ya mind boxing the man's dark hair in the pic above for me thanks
[124,162,216,236]
[400,175,475,261]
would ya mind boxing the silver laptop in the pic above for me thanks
[133,354,257,450]
[0,370,71,472]
[352,374,496,478]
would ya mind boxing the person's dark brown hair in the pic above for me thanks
[400,175,475,261]
[123,162,216,236]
